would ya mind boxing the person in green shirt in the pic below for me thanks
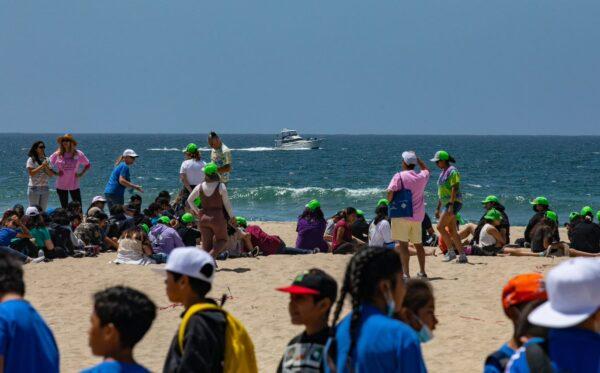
[25,206,65,259]
[431,150,467,263]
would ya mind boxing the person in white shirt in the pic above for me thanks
[368,204,394,248]
[178,143,205,209]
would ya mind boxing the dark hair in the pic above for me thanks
[169,270,212,298]
[0,253,25,296]
[341,207,357,220]
[51,208,70,226]
[12,204,24,218]
[28,141,46,165]
[328,247,403,369]
[109,204,125,216]
[96,212,108,221]
[205,172,220,182]
[373,205,389,226]
[155,197,170,208]
[130,194,142,202]
[208,131,219,140]
[514,299,547,347]
[405,163,416,170]
[157,191,171,200]
[1,210,17,226]
[67,201,82,215]
[299,207,325,222]
[25,213,45,229]
[93,286,156,348]
[402,279,433,315]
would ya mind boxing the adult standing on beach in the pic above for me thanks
[178,143,205,209]
[104,149,143,209]
[387,151,430,277]
[187,163,235,258]
[49,134,91,208]
[208,131,232,183]
[431,150,467,263]
[25,141,55,211]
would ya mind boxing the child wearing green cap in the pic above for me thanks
[518,196,559,247]
[177,213,202,247]
[178,143,206,210]
[568,209,600,255]
[463,209,506,256]
[296,201,328,252]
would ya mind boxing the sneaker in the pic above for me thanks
[312,248,320,254]
[456,253,468,264]
[250,246,260,257]
[31,256,46,264]
[442,250,457,262]
[416,272,428,279]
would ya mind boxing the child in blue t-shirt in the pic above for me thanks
[0,252,60,373]
[81,286,156,373]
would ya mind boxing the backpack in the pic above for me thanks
[484,350,510,372]
[524,340,554,373]
[178,303,258,373]
[389,173,413,218]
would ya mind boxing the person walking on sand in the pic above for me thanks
[431,150,467,263]
[104,149,143,210]
[208,132,232,184]
[187,163,236,258]
[49,134,91,208]
[387,151,431,278]
[179,143,205,210]
[25,141,55,211]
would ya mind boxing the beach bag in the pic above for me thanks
[389,173,413,218]
[178,303,258,373]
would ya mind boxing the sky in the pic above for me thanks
[1,1,599,135]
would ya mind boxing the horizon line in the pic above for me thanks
[3,132,600,137]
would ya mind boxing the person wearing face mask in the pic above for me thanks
[399,279,438,344]
[325,247,427,373]
[506,258,600,373]
[484,273,547,373]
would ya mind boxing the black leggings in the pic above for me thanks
[57,189,82,208]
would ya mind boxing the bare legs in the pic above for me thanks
[437,212,464,255]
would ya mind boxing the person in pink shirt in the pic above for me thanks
[49,134,91,208]
[387,151,430,278]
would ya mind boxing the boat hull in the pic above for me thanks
[275,139,321,150]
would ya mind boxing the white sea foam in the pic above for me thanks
[467,183,482,188]
[147,147,181,151]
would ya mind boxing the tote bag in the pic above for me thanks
[388,173,413,218]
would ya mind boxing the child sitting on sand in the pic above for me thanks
[176,213,201,247]
[398,279,438,344]
[149,216,185,256]
[160,247,258,372]
[0,252,59,372]
[114,228,157,265]
[82,286,156,373]
[483,273,547,373]
[276,268,338,372]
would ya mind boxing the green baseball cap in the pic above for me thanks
[569,212,581,222]
[356,209,364,217]
[530,196,549,206]
[484,208,503,221]
[140,223,150,234]
[545,210,558,223]
[203,162,218,176]
[158,216,171,225]
[430,150,455,163]
[377,198,389,207]
[236,216,247,228]
[581,206,594,217]
[181,213,194,224]
[183,143,198,153]
[305,199,321,211]
[481,195,499,204]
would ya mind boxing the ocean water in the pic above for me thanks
[2,134,600,225]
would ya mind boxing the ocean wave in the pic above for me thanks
[229,186,386,200]
[467,183,482,188]
[147,147,181,152]
[147,146,311,152]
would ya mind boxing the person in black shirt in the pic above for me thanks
[176,213,201,247]
[276,269,338,373]
[519,196,559,246]
[569,217,600,254]
[350,210,369,243]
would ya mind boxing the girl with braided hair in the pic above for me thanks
[324,247,427,373]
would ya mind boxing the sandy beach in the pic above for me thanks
[24,222,567,372]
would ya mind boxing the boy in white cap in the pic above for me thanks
[506,258,600,372]
[387,151,430,278]
[159,247,257,372]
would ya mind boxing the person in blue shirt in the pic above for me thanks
[104,149,143,210]
[325,247,427,373]
[483,273,548,373]
[81,286,156,373]
[0,252,59,373]
[506,258,600,373]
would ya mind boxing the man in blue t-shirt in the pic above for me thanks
[506,258,600,373]
[0,252,59,373]
[104,149,143,209]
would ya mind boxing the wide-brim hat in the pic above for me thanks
[57,134,77,146]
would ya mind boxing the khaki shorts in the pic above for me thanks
[391,218,422,244]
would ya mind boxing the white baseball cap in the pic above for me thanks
[528,258,600,328]
[25,206,40,216]
[154,247,215,283]
[402,151,418,166]
[92,195,107,204]
[122,149,139,158]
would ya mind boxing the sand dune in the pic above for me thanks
[23,223,567,372]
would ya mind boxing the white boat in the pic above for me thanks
[274,129,322,150]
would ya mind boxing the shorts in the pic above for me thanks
[391,218,422,244]
[441,202,462,214]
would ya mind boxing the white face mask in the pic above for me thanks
[416,319,434,343]
[385,289,396,318]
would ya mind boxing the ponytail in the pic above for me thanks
[114,156,125,166]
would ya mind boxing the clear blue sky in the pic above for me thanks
[1,1,598,135]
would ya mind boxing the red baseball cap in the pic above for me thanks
[276,269,337,301]
[502,273,547,310]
